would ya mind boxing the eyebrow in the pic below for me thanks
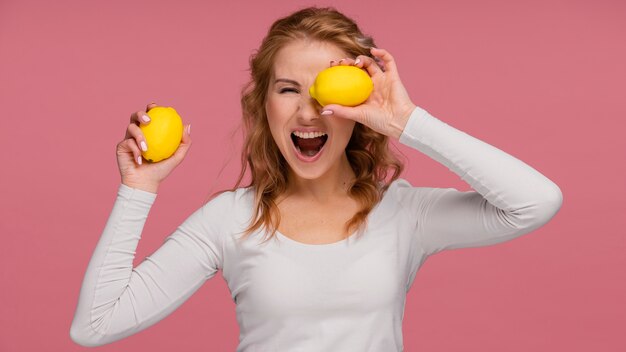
[274,78,301,86]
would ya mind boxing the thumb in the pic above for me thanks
[322,104,363,123]
[172,124,192,160]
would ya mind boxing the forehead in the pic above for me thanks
[272,40,349,80]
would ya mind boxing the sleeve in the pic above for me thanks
[70,184,231,347]
[397,106,563,257]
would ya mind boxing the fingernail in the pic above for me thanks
[142,114,151,122]
[187,124,191,135]
[137,156,142,165]
[354,58,361,65]
[321,110,333,115]
[141,141,148,151]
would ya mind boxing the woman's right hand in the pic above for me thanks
[116,102,192,193]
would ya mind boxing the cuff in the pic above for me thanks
[118,183,158,205]
[398,105,431,146]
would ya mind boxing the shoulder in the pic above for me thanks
[182,186,255,241]
[383,177,416,201]
[202,185,255,215]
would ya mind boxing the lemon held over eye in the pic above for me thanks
[140,106,184,163]
[309,65,373,107]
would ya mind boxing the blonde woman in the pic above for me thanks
[70,6,563,351]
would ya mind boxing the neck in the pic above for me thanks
[286,152,355,203]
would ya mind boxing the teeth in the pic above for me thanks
[292,131,327,139]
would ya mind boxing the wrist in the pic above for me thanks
[121,180,159,194]
[389,103,416,140]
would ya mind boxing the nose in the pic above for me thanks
[298,95,323,123]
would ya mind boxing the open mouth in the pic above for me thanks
[290,132,328,158]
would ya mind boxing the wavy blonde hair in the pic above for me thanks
[214,6,405,244]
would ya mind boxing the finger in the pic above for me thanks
[353,56,364,68]
[354,54,384,77]
[339,57,357,66]
[126,123,149,154]
[146,102,157,111]
[120,138,143,166]
[330,57,357,67]
[171,124,192,161]
[130,110,152,126]
[180,123,191,145]
[370,47,397,75]
[321,104,364,124]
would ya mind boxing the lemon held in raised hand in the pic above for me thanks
[309,65,373,107]
[140,106,184,163]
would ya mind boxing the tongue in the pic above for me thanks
[297,136,324,155]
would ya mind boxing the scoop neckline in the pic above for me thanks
[274,228,359,248]
[271,181,396,249]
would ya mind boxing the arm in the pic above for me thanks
[398,106,563,256]
[70,184,228,347]
[319,49,562,256]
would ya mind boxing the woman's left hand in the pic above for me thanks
[322,47,417,140]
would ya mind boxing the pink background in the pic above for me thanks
[1,0,624,351]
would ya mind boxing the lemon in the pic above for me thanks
[309,65,373,107]
[140,106,184,163]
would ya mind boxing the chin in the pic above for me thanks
[288,163,329,180]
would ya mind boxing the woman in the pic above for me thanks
[70,6,563,351]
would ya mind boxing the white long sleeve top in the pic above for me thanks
[70,105,563,351]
